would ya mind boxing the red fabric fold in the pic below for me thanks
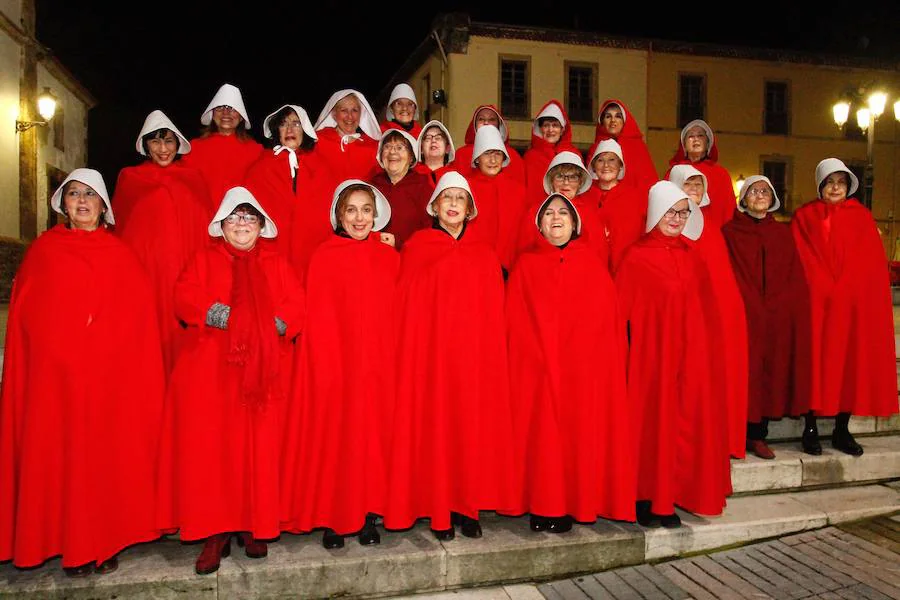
[369,169,434,249]
[182,133,263,203]
[466,170,528,269]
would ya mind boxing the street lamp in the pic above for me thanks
[15,87,58,133]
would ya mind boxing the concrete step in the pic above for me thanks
[732,434,900,494]
[1,484,897,599]
[765,410,900,441]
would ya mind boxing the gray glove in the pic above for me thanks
[275,316,287,336]
[206,302,231,330]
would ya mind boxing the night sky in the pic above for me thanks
[33,1,900,192]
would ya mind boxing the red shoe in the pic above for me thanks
[237,532,268,558]
[747,439,775,460]
[195,533,231,575]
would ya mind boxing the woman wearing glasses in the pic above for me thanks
[183,83,263,203]
[668,165,749,461]
[790,159,898,456]
[616,180,731,528]
[170,187,305,575]
[245,104,318,255]
[369,128,432,249]
[721,176,813,460]
[415,121,455,185]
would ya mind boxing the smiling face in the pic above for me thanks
[684,125,709,162]
[390,98,416,125]
[381,133,413,180]
[539,117,562,143]
[277,109,304,150]
[657,198,691,237]
[549,165,584,200]
[744,181,774,217]
[338,189,376,240]
[433,187,471,234]
[63,180,104,231]
[212,105,242,135]
[821,172,849,204]
[601,104,625,137]
[539,197,575,246]
[146,129,179,167]
[221,206,262,251]
[476,149,505,177]
[592,152,622,188]
[332,94,362,136]
[682,175,705,206]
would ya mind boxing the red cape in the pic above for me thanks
[308,127,379,189]
[0,225,168,567]
[791,198,898,417]
[666,142,735,229]
[467,170,528,269]
[182,133,263,203]
[384,227,520,530]
[170,242,305,541]
[596,181,646,274]
[695,208,750,458]
[722,210,813,420]
[281,234,399,535]
[523,100,578,202]
[587,99,659,194]
[616,230,731,516]
[113,161,213,375]
[286,169,340,287]
[507,236,635,522]
[413,162,453,186]
[380,120,423,138]
[369,170,434,249]
[450,104,526,184]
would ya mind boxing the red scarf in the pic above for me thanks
[222,240,281,406]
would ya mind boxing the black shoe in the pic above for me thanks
[358,515,381,545]
[547,516,573,533]
[802,426,822,455]
[432,527,455,541]
[635,501,658,527]
[459,516,482,539]
[530,515,550,532]
[832,430,864,456]
[63,563,93,578]
[660,513,682,529]
[322,529,344,549]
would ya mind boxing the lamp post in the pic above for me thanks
[15,87,58,133]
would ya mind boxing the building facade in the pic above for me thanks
[380,14,900,254]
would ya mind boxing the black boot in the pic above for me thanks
[547,515,573,533]
[802,412,822,455]
[358,514,381,545]
[322,528,344,549]
[636,500,660,528]
[530,515,550,532]
[832,412,864,456]
[453,512,482,538]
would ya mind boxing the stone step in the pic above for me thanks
[764,409,900,441]
[1,484,897,600]
[732,434,900,494]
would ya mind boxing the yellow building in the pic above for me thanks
[379,13,900,254]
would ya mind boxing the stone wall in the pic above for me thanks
[0,235,27,301]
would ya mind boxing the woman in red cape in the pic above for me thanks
[281,181,398,549]
[113,110,213,375]
[245,104,318,256]
[381,83,423,137]
[523,100,577,201]
[311,89,380,187]
[722,176,813,460]
[466,124,528,270]
[586,100,658,194]
[182,83,264,203]
[587,139,646,273]
[507,193,634,532]
[616,181,731,526]
[791,158,898,456]
[665,119,735,229]
[171,187,305,574]
[414,120,456,185]
[369,128,433,248]
[669,165,749,459]
[0,169,167,575]
[384,172,520,539]
[451,104,525,184]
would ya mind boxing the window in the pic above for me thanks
[565,62,596,123]
[422,74,431,122]
[52,106,65,151]
[761,159,789,212]
[678,74,706,128]
[499,57,529,119]
[764,81,790,135]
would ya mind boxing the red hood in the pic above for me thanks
[593,99,646,143]
[529,99,575,153]
[464,104,509,144]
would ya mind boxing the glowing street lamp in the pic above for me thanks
[15,87,58,133]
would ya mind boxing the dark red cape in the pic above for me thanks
[616,230,731,516]
[467,170,528,269]
[791,198,898,417]
[369,170,434,249]
[450,104,526,184]
[0,225,168,567]
[587,99,659,194]
[384,228,520,530]
[507,236,634,522]
[666,142,735,229]
[523,100,578,203]
[722,210,813,420]
[113,161,213,375]
[281,234,399,535]
[171,243,305,541]
[182,133,264,203]
[595,182,646,274]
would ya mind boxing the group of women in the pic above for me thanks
[0,82,896,577]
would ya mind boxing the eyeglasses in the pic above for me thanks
[422,134,445,143]
[552,173,582,184]
[279,120,303,130]
[383,143,409,154]
[746,188,773,198]
[224,213,259,225]
[663,208,691,221]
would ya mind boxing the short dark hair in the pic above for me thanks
[141,128,181,158]
[224,202,266,229]
[266,106,316,151]
[381,130,415,157]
